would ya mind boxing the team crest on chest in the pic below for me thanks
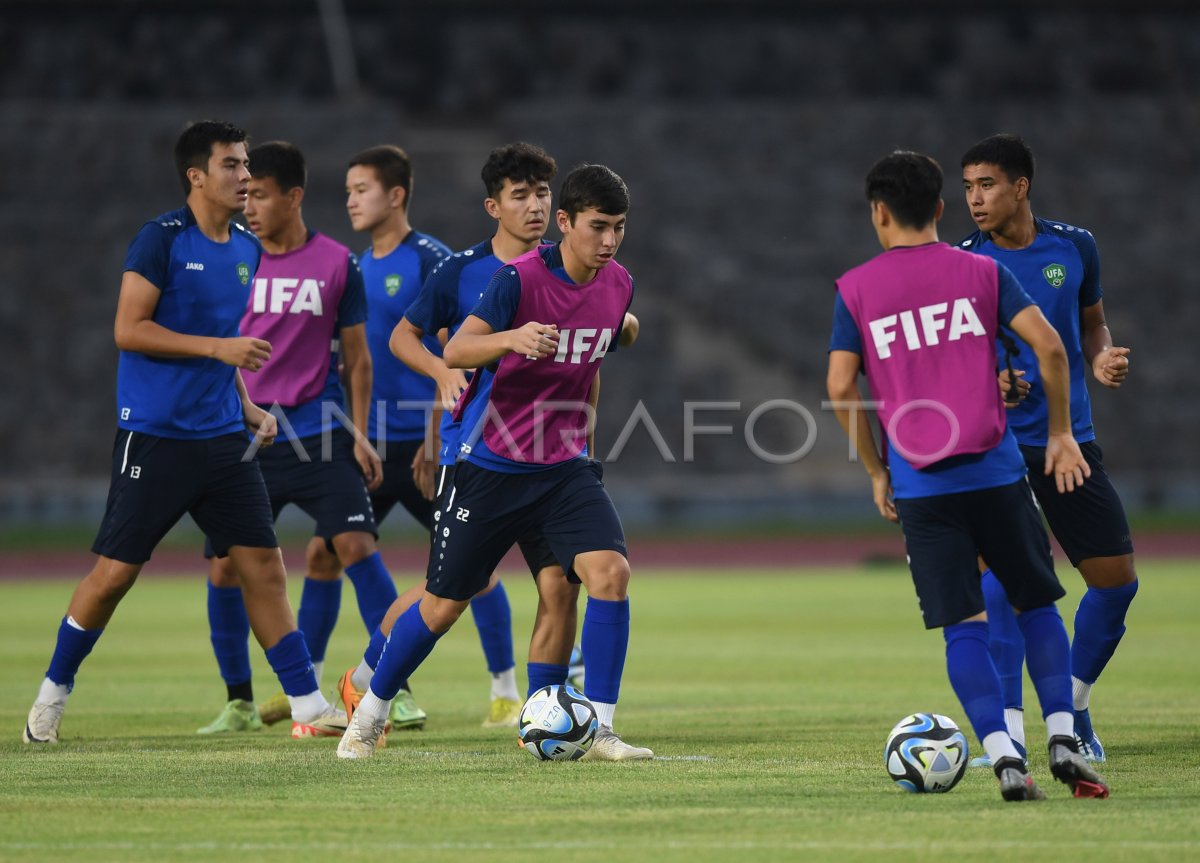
[385,274,402,296]
[1042,263,1066,288]
[236,262,251,285]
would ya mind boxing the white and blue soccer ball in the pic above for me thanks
[884,712,969,793]
[518,684,597,761]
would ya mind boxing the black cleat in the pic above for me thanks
[1048,735,1110,799]
[994,756,1046,801]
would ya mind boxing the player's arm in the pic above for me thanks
[826,350,896,523]
[586,370,601,457]
[340,323,382,490]
[443,315,558,369]
[234,370,276,446]
[113,270,271,369]
[618,312,639,347]
[411,404,438,501]
[1008,305,1091,492]
[391,317,468,409]
[1080,300,1130,389]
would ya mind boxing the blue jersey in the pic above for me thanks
[360,230,450,442]
[118,206,262,439]
[404,239,506,465]
[828,260,1034,498]
[959,218,1102,447]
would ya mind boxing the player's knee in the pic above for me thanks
[420,595,469,633]
[89,558,140,602]
[230,547,287,592]
[208,556,239,589]
[536,568,579,614]
[305,536,341,580]
[329,531,376,569]
[1078,553,1137,589]
[575,553,630,600]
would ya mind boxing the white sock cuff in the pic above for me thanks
[982,730,1021,765]
[1046,710,1075,741]
[359,690,390,722]
[351,660,373,692]
[1071,677,1092,711]
[38,678,70,705]
[1004,707,1026,747]
[491,667,519,701]
[288,691,329,724]
[593,700,616,728]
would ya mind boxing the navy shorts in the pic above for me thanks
[93,430,277,565]
[427,459,624,601]
[1020,440,1134,566]
[371,438,434,529]
[432,464,565,581]
[895,479,1066,629]
[203,428,377,558]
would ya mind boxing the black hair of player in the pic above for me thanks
[864,151,943,230]
[961,133,1036,197]
[249,141,306,192]
[348,145,413,207]
[559,164,629,222]
[174,120,248,197]
[482,142,558,200]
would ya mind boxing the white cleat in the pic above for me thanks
[337,707,388,760]
[580,724,653,762]
[23,700,65,745]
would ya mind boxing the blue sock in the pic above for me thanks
[369,603,442,701]
[470,581,514,674]
[45,617,103,690]
[263,630,318,697]
[207,583,251,689]
[297,578,342,665]
[1071,580,1138,684]
[364,625,410,691]
[527,662,569,697]
[981,569,1025,708]
[344,552,398,634]
[581,597,629,705]
[1016,605,1073,718]
[943,621,1007,741]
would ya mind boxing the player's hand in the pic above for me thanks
[510,322,559,360]
[1092,346,1131,389]
[1044,432,1091,493]
[999,368,1030,407]
[411,440,437,501]
[435,367,470,410]
[870,469,898,523]
[245,405,277,447]
[354,439,383,491]
[215,337,272,371]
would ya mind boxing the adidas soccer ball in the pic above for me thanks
[884,712,969,793]
[518,684,598,761]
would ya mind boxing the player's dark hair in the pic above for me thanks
[249,141,306,192]
[559,164,629,222]
[348,145,413,207]
[961,133,1035,196]
[864,151,943,229]
[481,142,558,200]
[174,120,247,196]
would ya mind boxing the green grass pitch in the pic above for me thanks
[1,560,1198,862]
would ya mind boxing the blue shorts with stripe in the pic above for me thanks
[427,458,623,601]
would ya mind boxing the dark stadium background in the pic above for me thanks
[1,0,1196,540]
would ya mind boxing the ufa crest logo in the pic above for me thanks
[385,274,402,296]
[236,262,251,285]
[1042,263,1066,288]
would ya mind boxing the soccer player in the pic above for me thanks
[195,141,401,738]
[384,142,582,725]
[22,121,344,745]
[959,134,1137,765]
[827,150,1108,800]
[337,164,651,761]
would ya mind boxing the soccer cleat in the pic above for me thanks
[1074,708,1107,763]
[335,668,390,747]
[389,689,427,730]
[993,756,1046,801]
[291,706,348,739]
[258,692,292,726]
[196,699,263,734]
[22,700,65,745]
[580,724,653,762]
[1048,735,1110,798]
[336,707,388,760]
[568,645,585,691]
[482,696,520,729]
[968,738,1027,770]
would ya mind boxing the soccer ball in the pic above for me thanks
[518,684,598,761]
[884,712,969,793]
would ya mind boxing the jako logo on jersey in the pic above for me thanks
[868,298,985,360]
[1042,263,1066,288]
[237,262,251,285]
[347,514,366,522]
[385,274,402,296]
[553,328,614,364]
[251,278,325,315]
[185,261,205,271]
